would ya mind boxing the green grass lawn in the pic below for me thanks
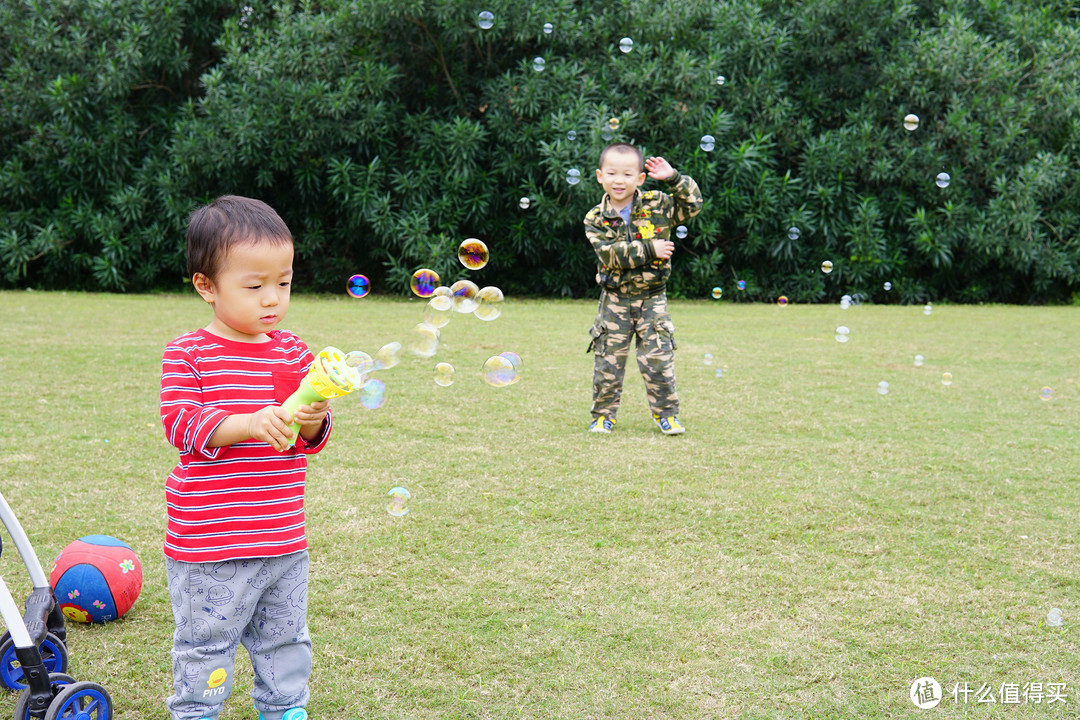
[0,291,1077,719]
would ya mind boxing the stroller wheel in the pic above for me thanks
[13,673,76,720]
[43,681,112,720]
[1,633,70,691]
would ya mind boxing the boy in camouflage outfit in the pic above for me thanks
[585,143,703,434]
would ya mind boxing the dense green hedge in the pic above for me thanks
[2,0,1078,302]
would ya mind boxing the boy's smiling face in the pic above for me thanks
[596,149,646,210]
[193,239,294,342]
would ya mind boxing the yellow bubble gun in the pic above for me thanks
[281,347,363,446]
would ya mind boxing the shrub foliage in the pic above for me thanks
[2,0,1078,302]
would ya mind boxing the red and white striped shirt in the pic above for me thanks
[161,329,332,562]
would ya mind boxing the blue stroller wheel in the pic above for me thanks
[13,673,76,720]
[0,632,69,690]
[43,681,112,720]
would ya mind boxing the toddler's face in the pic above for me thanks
[596,149,646,208]
[199,239,294,342]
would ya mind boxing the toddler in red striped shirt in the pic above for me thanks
[160,195,331,720]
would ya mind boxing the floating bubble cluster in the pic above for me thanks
[619,37,633,53]
[477,10,494,29]
[458,239,489,270]
[903,113,920,131]
[347,274,370,298]
[699,134,715,152]
[386,486,411,517]
[410,269,440,298]
[474,286,505,321]
[433,362,455,387]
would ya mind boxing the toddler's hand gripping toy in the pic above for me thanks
[281,346,363,446]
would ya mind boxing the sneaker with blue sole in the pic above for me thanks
[257,709,308,720]
[588,417,615,433]
[653,414,685,435]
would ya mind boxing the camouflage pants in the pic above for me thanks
[588,290,679,420]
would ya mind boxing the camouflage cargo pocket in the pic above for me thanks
[587,318,607,354]
[653,316,676,352]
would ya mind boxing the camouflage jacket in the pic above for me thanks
[584,170,703,295]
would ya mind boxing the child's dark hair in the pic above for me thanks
[598,143,644,171]
[186,195,293,280]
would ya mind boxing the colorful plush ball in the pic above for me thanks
[50,535,142,623]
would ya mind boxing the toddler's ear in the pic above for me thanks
[192,273,215,303]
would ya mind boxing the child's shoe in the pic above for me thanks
[588,416,615,433]
[257,709,307,720]
[653,414,685,435]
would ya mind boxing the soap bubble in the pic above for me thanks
[373,342,402,371]
[519,196,531,209]
[482,355,517,387]
[450,279,480,313]
[477,10,494,29]
[433,362,455,387]
[840,294,851,309]
[821,260,833,274]
[432,285,452,299]
[923,303,933,316]
[566,168,581,185]
[608,117,620,131]
[498,351,521,368]
[601,125,614,141]
[884,281,893,291]
[458,238,489,270]
[619,37,633,53]
[835,326,850,343]
[410,268,440,297]
[423,295,453,329]
[1040,386,1053,401]
[936,172,951,188]
[715,74,726,85]
[715,368,723,378]
[703,353,714,365]
[386,486,411,517]
[675,225,688,239]
[699,134,715,152]
[474,286,504,321]
[345,350,374,379]
[543,22,553,34]
[567,130,577,141]
[903,113,920,131]
[941,372,953,387]
[788,226,801,240]
[914,354,924,367]
[776,295,789,306]
[346,274,370,298]
[877,380,890,396]
[1046,608,1064,627]
[532,56,545,72]
[406,323,439,358]
[360,378,387,409]
[736,280,746,290]
[711,286,722,299]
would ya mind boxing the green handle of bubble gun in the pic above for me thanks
[280,378,325,447]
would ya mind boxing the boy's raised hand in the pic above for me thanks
[247,405,295,452]
[645,156,675,181]
[293,399,330,439]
